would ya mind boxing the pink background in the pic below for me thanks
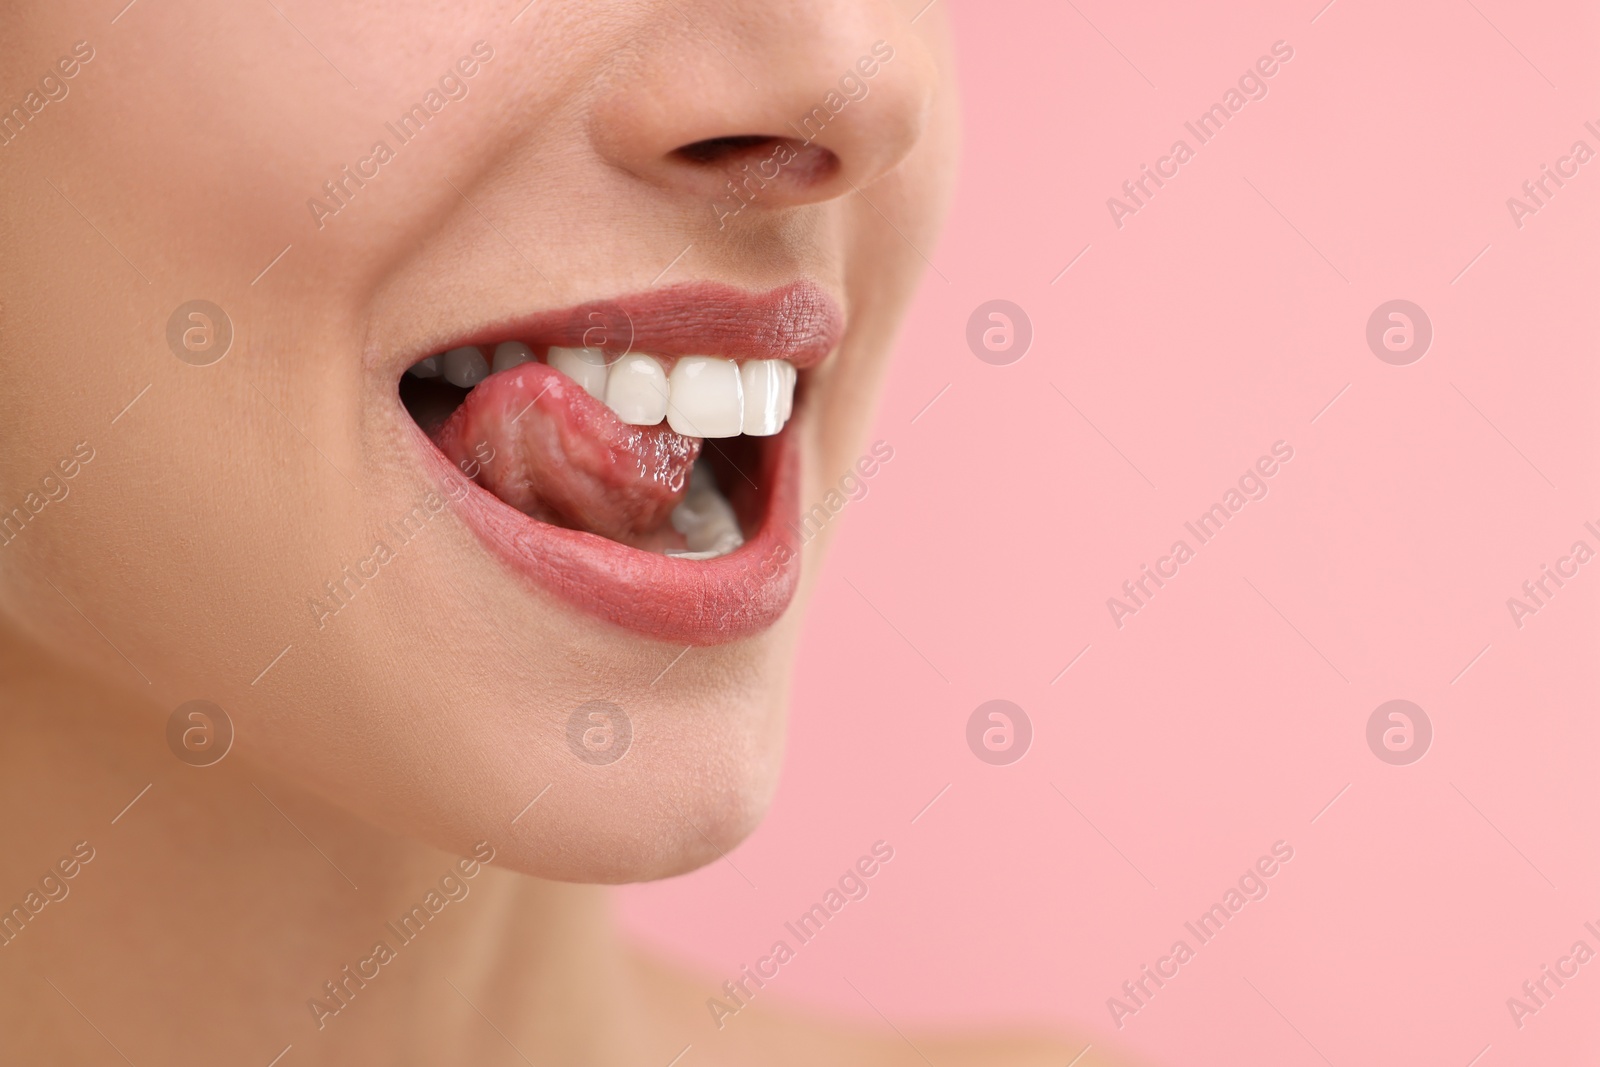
[620,1,1600,1064]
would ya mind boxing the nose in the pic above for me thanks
[588,1,935,217]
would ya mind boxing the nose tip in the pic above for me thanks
[589,13,932,218]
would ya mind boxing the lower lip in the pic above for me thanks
[407,412,802,645]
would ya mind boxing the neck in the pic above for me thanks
[0,632,650,1066]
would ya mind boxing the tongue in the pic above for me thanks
[430,363,701,545]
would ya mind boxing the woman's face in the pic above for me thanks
[0,1,955,880]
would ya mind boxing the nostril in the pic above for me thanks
[672,135,841,188]
[675,135,780,165]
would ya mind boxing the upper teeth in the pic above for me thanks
[410,346,797,438]
[492,341,535,374]
[442,346,489,387]
[549,345,608,399]
[604,352,669,425]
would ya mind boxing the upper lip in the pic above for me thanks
[391,279,844,371]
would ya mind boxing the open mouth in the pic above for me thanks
[395,281,840,645]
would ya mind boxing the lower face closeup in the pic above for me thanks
[0,2,956,881]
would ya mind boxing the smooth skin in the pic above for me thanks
[0,1,1133,1063]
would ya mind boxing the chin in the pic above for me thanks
[537,767,782,885]
[269,638,801,885]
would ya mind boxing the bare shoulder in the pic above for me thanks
[626,948,1145,1067]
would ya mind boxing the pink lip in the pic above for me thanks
[413,419,800,644]
[399,281,835,644]
[435,280,843,369]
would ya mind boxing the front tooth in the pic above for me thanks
[668,357,743,438]
[407,356,441,379]
[740,360,788,436]
[604,354,669,425]
[548,346,610,399]
[778,361,796,422]
[443,346,489,388]
[492,341,534,373]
